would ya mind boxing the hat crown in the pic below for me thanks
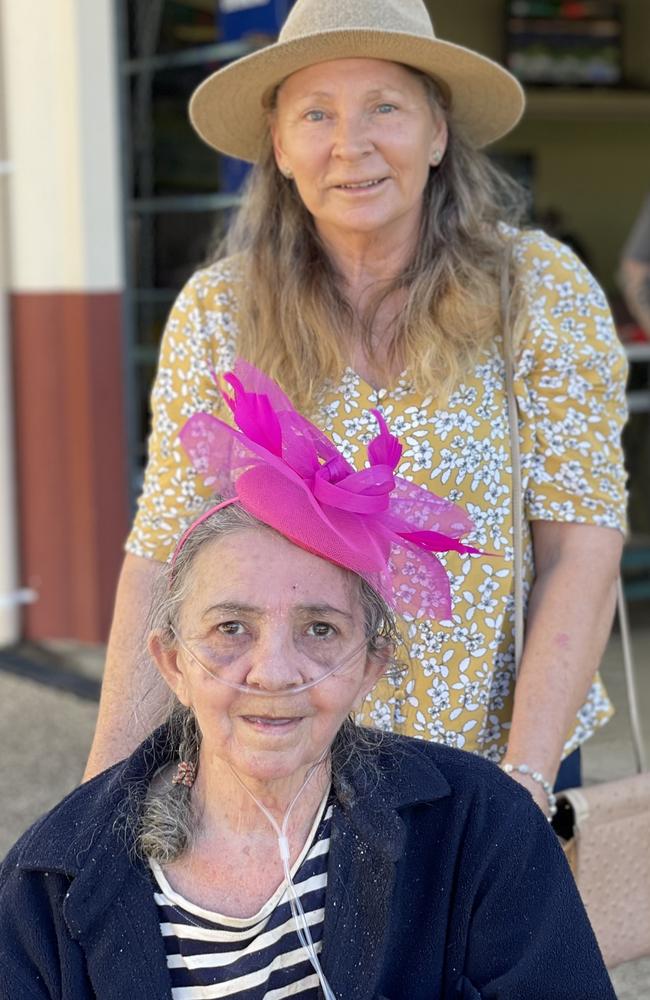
[279,0,436,43]
[189,0,525,161]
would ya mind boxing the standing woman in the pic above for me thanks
[86,0,628,818]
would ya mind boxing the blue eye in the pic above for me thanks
[376,103,397,114]
[305,109,326,122]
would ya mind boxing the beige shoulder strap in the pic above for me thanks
[501,247,525,673]
[500,244,646,774]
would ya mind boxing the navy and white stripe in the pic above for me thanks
[151,796,333,999]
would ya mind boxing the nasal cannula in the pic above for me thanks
[170,623,398,997]
[170,625,399,697]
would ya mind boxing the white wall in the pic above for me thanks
[1,0,123,291]
[0,13,19,643]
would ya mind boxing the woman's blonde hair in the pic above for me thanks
[217,70,527,412]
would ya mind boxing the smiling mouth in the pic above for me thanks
[335,178,387,190]
[241,716,302,728]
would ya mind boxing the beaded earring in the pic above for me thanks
[172,760,196,787]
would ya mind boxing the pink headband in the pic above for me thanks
[172,361,484,620]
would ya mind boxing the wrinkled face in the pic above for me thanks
[271,58,447,247]
[154,528,385,784]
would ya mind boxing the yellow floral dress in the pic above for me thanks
[127,230,628,760]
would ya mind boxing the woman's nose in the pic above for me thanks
[242,627,306,691]
[332,111,373,160]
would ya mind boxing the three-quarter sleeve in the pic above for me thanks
[514,232,628,532]
[126,262,240,562]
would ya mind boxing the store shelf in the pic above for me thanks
[627,390,650,414]
[170,0,217,12]
[626,344,650,414]
[622,540,650,601]
[122,38,254,75]
[134,289,179,304]
[625,342,650,363]
[133,345,161,365]
[128,193,241,213]
[525,87,650,120]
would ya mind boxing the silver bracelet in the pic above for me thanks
[501,762,558,820]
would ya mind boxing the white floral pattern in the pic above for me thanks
[127,231,628,759]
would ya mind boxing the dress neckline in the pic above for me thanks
[150,785,332,925]
[341,365,413,400]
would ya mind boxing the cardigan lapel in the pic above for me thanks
[61,829,173,1000]
[54,737,175,1000]
[321,801,405,1000]
[319,740,450,1000]
[79,868,173,1000]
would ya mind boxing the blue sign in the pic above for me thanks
[217,1,296,191]
[219,0,295,41]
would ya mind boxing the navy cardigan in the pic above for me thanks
[0,728,615,999]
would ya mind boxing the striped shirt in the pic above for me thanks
[151,794,332,999]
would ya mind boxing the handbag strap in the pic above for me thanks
[501,250,525,673]
[500,244,647,774]
[616,576,647,772]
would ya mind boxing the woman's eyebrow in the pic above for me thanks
[295,86,405,102]
[201,602,262,619]
[289,89,334,104]
[298,603,354,620]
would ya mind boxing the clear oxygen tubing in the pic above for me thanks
[227,753,337,1000]
[169,625,401,698]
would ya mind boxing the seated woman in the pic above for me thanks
[0,366,614,1000]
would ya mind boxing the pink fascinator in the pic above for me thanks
[175,361,483,620]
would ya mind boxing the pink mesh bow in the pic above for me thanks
[175,361,484,620]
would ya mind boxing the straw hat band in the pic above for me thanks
[189,1,525,162]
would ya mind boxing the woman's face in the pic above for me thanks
[153,528,385,785]
[271,58,446,248]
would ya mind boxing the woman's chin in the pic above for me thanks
[230,752,320,787]
[225,728,328,786]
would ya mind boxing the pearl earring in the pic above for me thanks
[283,167,293,179]
[431,150,443,166]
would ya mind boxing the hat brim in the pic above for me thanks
[189,29,525,162]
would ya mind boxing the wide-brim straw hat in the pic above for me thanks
[189,0,525,163]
